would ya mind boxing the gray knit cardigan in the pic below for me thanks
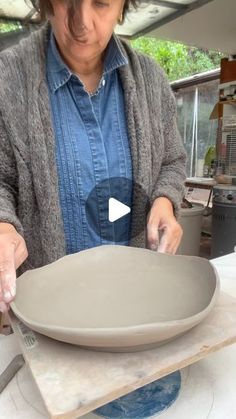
[0,25,186,273]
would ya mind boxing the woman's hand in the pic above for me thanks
[147,197,183,254]
[0,223,28,313]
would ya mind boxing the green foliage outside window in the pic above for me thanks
[131,37,224,81]
[0,22,21,33]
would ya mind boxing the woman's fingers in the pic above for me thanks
[157,223,183,254]
[0,242,16,303]
[0,225,28,311]
[147,222,160,251]
[14,239,28,269]
[147,204,183,255]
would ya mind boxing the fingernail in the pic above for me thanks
[3,291,12,302]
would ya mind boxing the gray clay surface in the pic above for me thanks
[11,246,219,351]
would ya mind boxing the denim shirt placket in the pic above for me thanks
[47,32,132,253]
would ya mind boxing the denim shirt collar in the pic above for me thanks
[47,30,128,94]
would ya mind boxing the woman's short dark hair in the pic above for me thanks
[31,1,139,35]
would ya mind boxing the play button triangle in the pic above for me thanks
[108,198,131,223]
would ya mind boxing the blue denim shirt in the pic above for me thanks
[46,33,132,254]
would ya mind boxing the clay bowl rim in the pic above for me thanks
[10,264,220,336]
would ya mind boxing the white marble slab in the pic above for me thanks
[8,290,236,419]
[1,333,236,419]
[1,252,236,419]
[0,334,48,419]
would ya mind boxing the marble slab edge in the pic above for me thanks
[9,292,236,419]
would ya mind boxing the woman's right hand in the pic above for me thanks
[0,223,28,313]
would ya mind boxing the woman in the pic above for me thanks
[0,0,186,313]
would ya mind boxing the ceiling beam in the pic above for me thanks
[21,8,38,24]
[150,1,187,10]
[126,0,215,39]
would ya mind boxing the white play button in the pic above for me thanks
[85,177,149,240]
[108,197,131,223]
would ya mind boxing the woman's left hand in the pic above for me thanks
[147,197,183,254]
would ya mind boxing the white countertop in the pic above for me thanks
[1,252,236,419]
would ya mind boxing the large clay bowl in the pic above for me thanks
[11,246,220,352]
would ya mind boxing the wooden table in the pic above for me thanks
[185,177,217,207]
[185,177,216,190]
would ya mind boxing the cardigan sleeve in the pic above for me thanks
[0,113,24,235]
[149,64,187,216]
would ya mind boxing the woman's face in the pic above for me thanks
[49,0,125,65]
